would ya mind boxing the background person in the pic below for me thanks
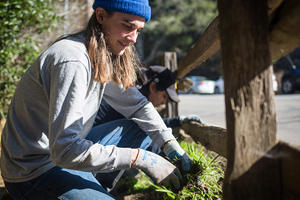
[94,65,203,128]
[1,1,191,199]
[93,65,203,191]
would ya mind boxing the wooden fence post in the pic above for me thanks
[163,52,178,118]
[218,0,280,199]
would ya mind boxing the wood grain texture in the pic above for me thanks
[269,0,300,60]
[181,122,227,158]
[176,17,220,79]
[218,0,279,199]
[163,52,178,118]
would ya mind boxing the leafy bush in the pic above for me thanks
[0,0,61,119]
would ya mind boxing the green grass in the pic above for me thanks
[152,141,224,200]
[112,141,225,199]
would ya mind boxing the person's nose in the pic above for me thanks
[126,30,138,44]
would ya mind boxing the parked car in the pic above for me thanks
[272,74,278,92]
[281,67,300,94]
[187,76,215,94]
[213,75,278,94]
[214,77,224,94]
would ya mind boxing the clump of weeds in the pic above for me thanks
[111,141,224,200]
[153,141,224,200]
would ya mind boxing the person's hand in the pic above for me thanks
[133,149,182,189]
[179,115,203,125]
[163,140,192,171]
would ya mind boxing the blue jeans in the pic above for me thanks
[5,119,152,200]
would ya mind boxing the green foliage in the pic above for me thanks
[141,0,218,64]
[118,141,224,200]
[153,141,224,200]
[0,0,61,119]
[131,173,153,191]
[147,0,217,35]
[115,173,153,194]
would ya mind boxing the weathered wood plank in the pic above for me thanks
[218,0,280,199]
[163,52,178,118]
[269,0,300,60]
[181,122,227,158]
[176,17,220,79]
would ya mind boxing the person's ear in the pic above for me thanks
[95,8,107,24]
[149,82,157,93]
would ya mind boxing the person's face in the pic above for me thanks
[148,82,168,107]
[95,8,145,55]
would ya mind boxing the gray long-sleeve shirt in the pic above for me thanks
[0,34,175,183]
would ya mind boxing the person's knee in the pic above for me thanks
[60,188,115,200]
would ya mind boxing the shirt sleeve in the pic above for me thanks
[103,82,175,147]
[48,61,131,173]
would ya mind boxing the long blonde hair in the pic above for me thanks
[85,12,141,89]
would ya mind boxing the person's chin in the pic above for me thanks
[112,48,126,56]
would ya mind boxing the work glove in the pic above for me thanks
[179,115,203,125]
[163,139,192,172]
[133,149,182,189]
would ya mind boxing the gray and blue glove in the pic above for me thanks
[179,115,203,125]
[163,140,192,171]
[133,149,182,189]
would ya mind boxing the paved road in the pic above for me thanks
[178,94,300,147]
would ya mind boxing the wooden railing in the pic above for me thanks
[176,0,300,79]
[165,0,300,199]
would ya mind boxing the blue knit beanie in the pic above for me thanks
[93,0,151,23]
